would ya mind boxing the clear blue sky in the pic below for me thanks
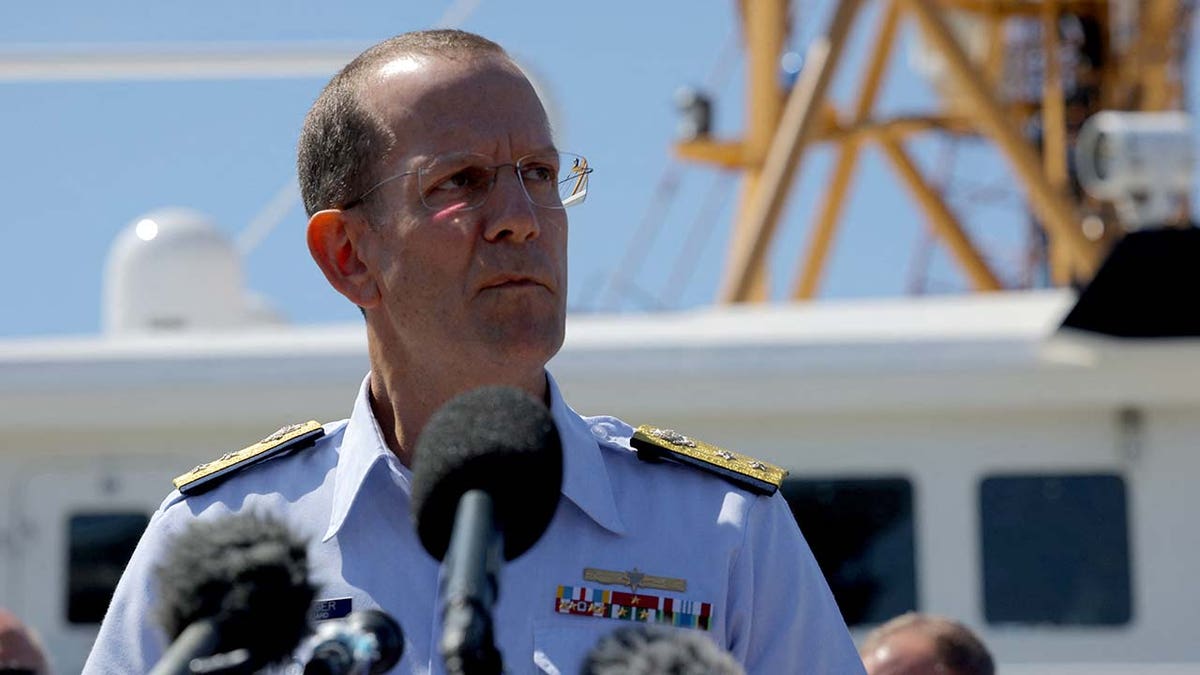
[0,1,1194,336]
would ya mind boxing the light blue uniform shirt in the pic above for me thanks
[85,373,864,674]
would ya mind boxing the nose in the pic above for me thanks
[482,167,541,243]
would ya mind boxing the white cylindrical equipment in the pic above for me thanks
[1075,111,1194,230]
[103,208,254,333]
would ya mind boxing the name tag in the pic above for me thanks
[310,597,353,621]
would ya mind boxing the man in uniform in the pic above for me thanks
[85,30,863,674]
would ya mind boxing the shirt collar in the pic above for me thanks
[547,372,627,536]
[323,372,627,542]
[323,374,402,542]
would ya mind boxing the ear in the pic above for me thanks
[306,209,382,309]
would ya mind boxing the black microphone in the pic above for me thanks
[150,513,316,675]
[302,609,404,675]
[411,386,564,675]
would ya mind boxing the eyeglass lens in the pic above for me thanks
[417,152,589,210]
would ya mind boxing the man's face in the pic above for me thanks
[353,54,568,375]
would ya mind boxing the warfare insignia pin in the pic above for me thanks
[583,566,687,593]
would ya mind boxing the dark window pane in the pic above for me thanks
[780,477,917,626]
[980,473,1132,626]
[67,512,150,624]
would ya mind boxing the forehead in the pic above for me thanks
[362,54,554,161]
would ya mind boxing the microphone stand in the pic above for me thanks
[439,490,504,675]
[149,620,220,675]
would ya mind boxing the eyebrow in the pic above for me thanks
[424,146,562,163]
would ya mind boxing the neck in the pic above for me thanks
[364,332,549,467]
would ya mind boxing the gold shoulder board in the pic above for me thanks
[630,425,787,496]
[173,421,325,496]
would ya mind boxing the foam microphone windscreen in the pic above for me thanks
[411,386,563,562]
[582,625,746,675]
[154,512,317,668]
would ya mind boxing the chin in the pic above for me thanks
[478,315,565,366]
[505,328,565,364]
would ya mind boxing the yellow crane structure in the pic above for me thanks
[676,0,1192,303]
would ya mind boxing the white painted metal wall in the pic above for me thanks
[1,291,1197,673]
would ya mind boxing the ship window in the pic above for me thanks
[67,512,150,624]
[780,477,917,626]
[980,473,1131,626]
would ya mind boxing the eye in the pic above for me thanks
[520,163,557,184]
[429,166,490,193]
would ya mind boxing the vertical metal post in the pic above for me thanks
[723,0,790,301]
[720,0,863,303]
[793,0,901,300]
[1041,0,1073,284]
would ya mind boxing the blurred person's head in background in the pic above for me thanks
[0,609,50,675]
[860,612,993,675]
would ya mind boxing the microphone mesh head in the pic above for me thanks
[411,386,563,561]
[154,512,316,668]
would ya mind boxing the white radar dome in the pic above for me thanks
[103,208,281,333]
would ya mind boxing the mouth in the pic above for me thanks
[480,274,551,292]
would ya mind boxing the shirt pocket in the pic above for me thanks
[531,617,611,675]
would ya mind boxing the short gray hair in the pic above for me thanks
[296,29,508,216]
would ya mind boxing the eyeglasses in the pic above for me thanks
[342,151,592,212]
